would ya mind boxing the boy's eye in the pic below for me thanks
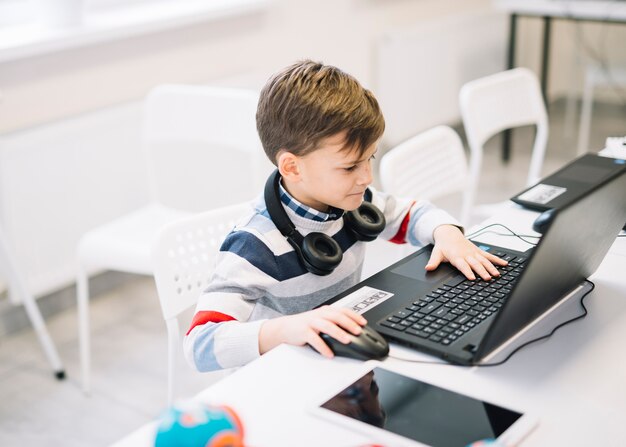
[344,165,357,172]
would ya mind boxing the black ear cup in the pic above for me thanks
[264,169,385,275]
[344,201,386,242]
[301,232,343,275]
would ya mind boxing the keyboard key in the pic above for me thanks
[432,307,449,318]
[394,310,413,318]
[405,328,429,338]
[423,303,442,314]
[380,321,406,331]
[455,315,471,325]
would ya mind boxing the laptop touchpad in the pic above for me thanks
[391,250,460,283]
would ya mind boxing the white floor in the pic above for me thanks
[0,100,623,447]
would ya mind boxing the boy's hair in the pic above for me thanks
[256,60,385,165]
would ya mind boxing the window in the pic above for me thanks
[0,0,267,62]
[0,0,32,27]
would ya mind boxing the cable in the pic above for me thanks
[388,280,595,367]
[465,223,540,247]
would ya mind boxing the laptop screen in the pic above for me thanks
[478,170,626,357]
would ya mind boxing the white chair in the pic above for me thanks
[152,202,251,405]
[362,125,470,279]
[577,64,626,155]
[77,85,273,395]
[459,67,548,222]
[0,227,65,379]
[379,125,471,225]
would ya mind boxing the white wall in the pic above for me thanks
[0,0,496,133]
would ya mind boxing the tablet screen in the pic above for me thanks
[320,367,523,447]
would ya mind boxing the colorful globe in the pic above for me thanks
[154,401,244,447]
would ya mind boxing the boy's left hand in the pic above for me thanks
[426,224,507,281]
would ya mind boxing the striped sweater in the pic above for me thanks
[183,186,459,372]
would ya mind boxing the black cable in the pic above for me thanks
[465,222,540,247]
[388,280,595,367]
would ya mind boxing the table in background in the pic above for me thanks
[493,0,626,161]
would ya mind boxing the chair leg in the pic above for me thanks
[166,318,180,406]
[20,287,66,379]
[0,231,65,379]
[77,265,91,395]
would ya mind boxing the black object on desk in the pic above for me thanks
[510,153,626,211]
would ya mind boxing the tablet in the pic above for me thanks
[311,363,537,447]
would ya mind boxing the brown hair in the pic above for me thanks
[256,60,385,165]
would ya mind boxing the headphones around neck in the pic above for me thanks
[264,170,386,275]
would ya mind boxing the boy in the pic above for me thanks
[184,60,506,372]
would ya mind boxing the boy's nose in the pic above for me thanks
[358,164,373,185]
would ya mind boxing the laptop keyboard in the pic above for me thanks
[379,252,527,346]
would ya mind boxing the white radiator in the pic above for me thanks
[374,10,509,148]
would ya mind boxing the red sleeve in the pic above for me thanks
[388,201,414,244]
[186,310,236,335]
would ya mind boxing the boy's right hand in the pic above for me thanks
[258,306,367,357]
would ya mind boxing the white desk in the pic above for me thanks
[113,206,626,446]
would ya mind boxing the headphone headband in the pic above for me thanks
[264,170,303,245]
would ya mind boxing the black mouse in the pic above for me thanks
[319,325,389,361]
[532,208,557,234]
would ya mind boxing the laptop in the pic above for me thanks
[326,169,626,365]
[510,152,626,212]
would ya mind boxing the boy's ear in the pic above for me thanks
[277,151,301,181]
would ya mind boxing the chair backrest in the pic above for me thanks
[459,68,548,212]
[151,202,251,322]
[379,125,471,224]
[142,84,274,211]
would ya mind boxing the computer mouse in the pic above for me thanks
[319,324,389,361]
[532,208,557,234]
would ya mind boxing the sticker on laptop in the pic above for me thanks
[517,183,567,205]
[331,286,394,315]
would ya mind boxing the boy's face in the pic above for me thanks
[282,133,377,212]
